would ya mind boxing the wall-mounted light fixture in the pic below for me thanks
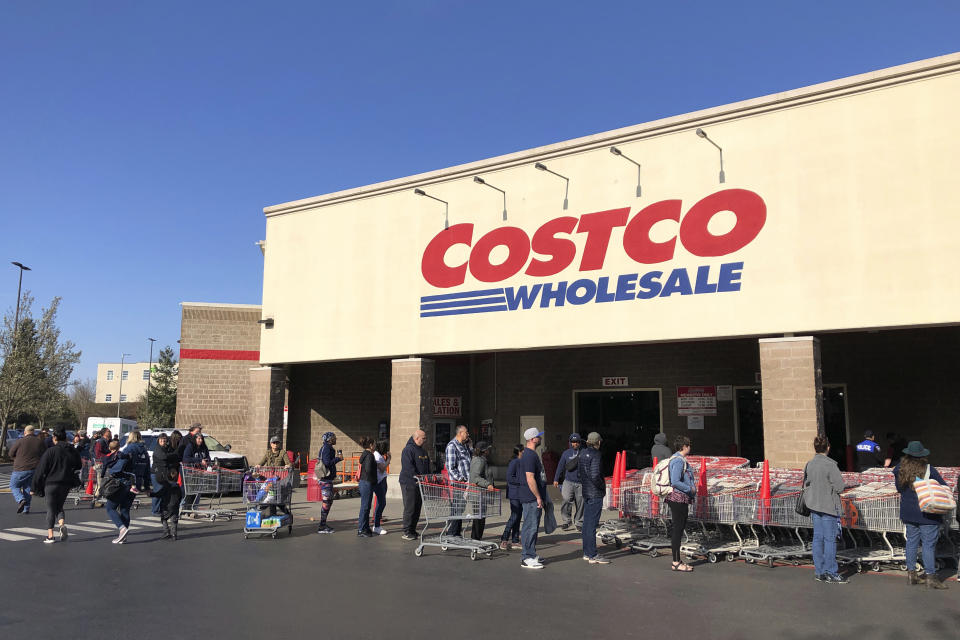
[473,176,507,221]
[695,128,725,184]
[258,318,275,328]
[414,188,449,229]
[609,146,642,197]
[534,162,569,210]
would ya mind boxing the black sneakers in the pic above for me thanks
[822,573,848,584]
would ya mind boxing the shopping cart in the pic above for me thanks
[734,490,813,567]
[414,474,501,560]
[73,459,99,507]
[180,464,235,521]
[242,469,294,539]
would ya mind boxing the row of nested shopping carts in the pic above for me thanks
[601,458,960,573]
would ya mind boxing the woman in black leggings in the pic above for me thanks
[666,436,696,571]
[31,428,82,544]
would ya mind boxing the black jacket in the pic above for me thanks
[31,442,82,492]
[182,439,210,466]
[399,437,431,485]
[358,450,378,484]
[153,444,180,483]
[579,447,605,500]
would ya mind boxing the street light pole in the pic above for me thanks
[117,353,130,418]
[146,338,156,414]
[10,262,31,335]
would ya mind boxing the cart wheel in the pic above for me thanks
[745,558,755,564]
[899,563,908,571]
[614,538,623,549]
[792,560,801,566]
[726,553,736,562]
[708,553,718,564]
[470,550,478,561]
[871,562,882,573]
[133,503,139,510]
[414,546,424,557]
[441,546,448,552]
[856,563,863,573]
[243,534,248,539]
[74,498,80,506]
[649,549,659,558]
[766,558,774,568]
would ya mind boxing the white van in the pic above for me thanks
[87,417,138,439]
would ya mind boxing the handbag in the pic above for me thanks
[915,465,956,514]
[795,467,811,517]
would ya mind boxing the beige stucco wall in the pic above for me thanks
[96,362,156,403]
[260,54,960,365]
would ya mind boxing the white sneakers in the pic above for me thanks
[373,526,388,536]
[112,526,129,544]
[521,557,544,569]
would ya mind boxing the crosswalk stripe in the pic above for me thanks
[76,521,120,530]
[129,519,162,527]
[0,531,34,541]
[61,524,112,534]
[8,527,56,537]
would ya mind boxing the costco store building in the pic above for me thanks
[178,54,960,478]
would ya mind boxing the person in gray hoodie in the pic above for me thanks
[803,435,847,584]
[650,432,672,463]
[469,441,496,540]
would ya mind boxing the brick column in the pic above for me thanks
[759,337,824,469]
[248,366,286,459]
[388,358,434,497]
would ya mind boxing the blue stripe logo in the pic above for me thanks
[419,288,508,317]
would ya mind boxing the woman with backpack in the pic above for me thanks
[894,441,948,589]
[101,440,136,544]
[667,436,696,572]
[121,430,151,494]
[499,444,524,550]
[31,428,82,544]
[151,432,182,540]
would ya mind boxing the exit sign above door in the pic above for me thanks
[602,377,629,387]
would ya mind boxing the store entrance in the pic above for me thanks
[823,385,850,469]
[735,387,764,466]
[433,420,453,473]
[574,389,661,475]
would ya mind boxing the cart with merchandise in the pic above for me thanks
[413,474,501,560]
[242,467,294,539]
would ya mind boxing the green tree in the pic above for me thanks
[138,346,177,429]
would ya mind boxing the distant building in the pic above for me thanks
[95,361,174,404]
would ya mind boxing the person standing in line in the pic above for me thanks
[803,435,848,584]
[854,429,884,471]
[469,441,496,540]
[177,423,202,460]
[553,433,583,531]
[519,427,547,569]
[9,425,46,514]
[444,425,472,539]
[372,439,391,535]
[894,441,948,589]
[257,436,291,469]
[650,432,672,462]
[315,431,343,534]
[580,431,610,564]
[399,428,431,541]
[101,440,135,544]
[31,428,82,543]
[499,445,524,551]
[121,430,151,494]
[151,432,182,540]
[667,436,696,572]
[93,428,112,461]
[356,437,378,538]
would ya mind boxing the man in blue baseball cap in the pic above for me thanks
[553,433,583,531]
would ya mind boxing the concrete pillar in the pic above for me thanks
[759,337,824,469]
[387,358,434,497]
[248,366,286,458]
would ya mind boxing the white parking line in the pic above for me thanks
[7,527,57,537]
[61,524,113,533]
[77,521,138,530]
[128,519,163,527]
[0,531,34,541]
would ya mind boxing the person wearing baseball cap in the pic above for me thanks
[257,435,290,469]
[854,429,884,471]
[553,433,583,531]
[580,432,610,564]
[518,427,547,569]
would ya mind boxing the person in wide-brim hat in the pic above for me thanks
[893,440,948,589]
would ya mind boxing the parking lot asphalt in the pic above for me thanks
[0,488,957,640]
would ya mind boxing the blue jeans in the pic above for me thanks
[10,470,34,509]
[150,473,162,515]
[373,479,387,528]
[500,499,522,543]
[105,493,133,529]
[520,501,542,561]
[357,480,373,533]
[811,511,839,576]
[581,497,603,559]
[905,522,940,574]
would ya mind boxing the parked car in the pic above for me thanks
[139,429,249,471]
[4,428,23,449]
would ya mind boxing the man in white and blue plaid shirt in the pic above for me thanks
[444,425,472,537]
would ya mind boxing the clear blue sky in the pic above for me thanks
[1,1,957,381]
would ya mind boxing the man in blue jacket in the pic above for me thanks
[553,433,583,531]
[399,429,431,540]
[855,430,884,471]
[579,431,610,564]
